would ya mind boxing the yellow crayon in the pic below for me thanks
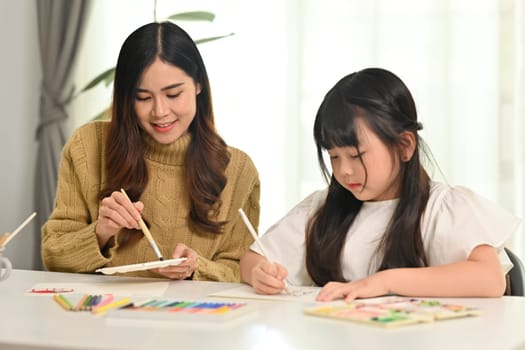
[53,294,73,311]
[92,297,131,315]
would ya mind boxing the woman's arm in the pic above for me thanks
[42,130,111,273]
[191,206,256,282]
[317,244,506,302]
[191,176,260,282]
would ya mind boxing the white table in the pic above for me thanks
[1,269,525,350]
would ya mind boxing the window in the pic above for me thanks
[70,1,524,257]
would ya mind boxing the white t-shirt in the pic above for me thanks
[252,182,520,286]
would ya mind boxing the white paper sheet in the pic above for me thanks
[209,284,321,303]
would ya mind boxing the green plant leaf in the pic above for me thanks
[195,33,235,44]
[79,9,235,122]
[79,67,115,94]
[168,11,215,22]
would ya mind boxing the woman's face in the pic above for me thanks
[327,118,402,201]
[134,57,201,144]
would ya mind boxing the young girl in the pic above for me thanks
[240,67,520,301]
[42,22,260,282]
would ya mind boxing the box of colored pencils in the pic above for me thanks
[52,293,125,313]
[104,299,254,321]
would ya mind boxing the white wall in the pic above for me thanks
[0,1,40,269]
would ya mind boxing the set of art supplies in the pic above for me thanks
[104,299,252,321]
[52,293,252,321]
[53,293,131,315]
[304,297,481,328]
[49,291,482,326]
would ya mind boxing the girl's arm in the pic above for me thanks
[316,244,506,302]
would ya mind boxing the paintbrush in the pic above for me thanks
[120,189,163,261]
[0,212,37,248]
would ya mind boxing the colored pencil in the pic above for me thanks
[74,294,89,311]
[95,294,115,308]
[82,295,94,310]
[92,297,132,315]
[238,208,291,290]
[89,295,102,309]
[238,208,269,257]
[53,294,74,311]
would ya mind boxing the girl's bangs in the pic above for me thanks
[317,97,360,150]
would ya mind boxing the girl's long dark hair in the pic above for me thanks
[306,68,430,285]
[100,22,230,244]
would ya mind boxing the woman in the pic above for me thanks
[42,22,260,282]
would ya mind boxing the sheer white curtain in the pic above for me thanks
[512,0,525,256]
[291,0,524,260]
[70,0,524,259]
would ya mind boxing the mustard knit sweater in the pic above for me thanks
[42,121,260,282]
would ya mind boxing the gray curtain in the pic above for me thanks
[34,0,91,270]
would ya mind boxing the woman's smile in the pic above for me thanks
[152,120,177,132]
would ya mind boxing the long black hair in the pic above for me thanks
[306,68,430,285]
[101,22,230,245]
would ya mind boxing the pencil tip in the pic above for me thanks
[159,257,164,261]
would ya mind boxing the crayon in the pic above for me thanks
[95,294,114,309]
[82,295,93,310]
[53,294,74,311]
[89,295,102,309]
[92,297,132,315]
[74,294,89,311]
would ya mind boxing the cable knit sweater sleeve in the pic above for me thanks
[42,122,109,272]
[192,149,260,282]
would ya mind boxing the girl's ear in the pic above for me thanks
[399,131,416,162]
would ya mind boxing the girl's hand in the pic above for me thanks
[155,243,199,280]
[95,191,144,247]
[316,271,390,302]
[250,260,288,295]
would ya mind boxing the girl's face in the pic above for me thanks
[327,118,402,201]
[134,58,201,144]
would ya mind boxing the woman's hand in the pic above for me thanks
[155,243,199,280]
[95,191,144,247]
[316,271,390,302]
